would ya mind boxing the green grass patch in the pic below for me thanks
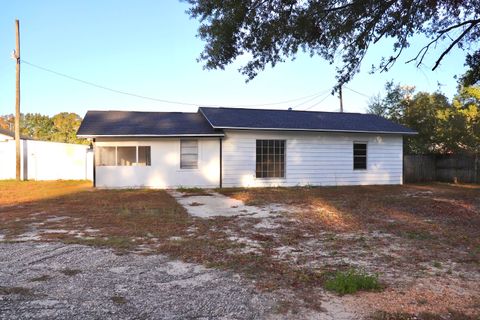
[324,269,381,295]
[176,187,204,193]
[111,296,127,304]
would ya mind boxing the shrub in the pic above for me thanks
[324,269,381,295]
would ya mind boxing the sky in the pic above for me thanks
[0,0,471,117]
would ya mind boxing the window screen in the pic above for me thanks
[353,143,367,170]
[117,147,136,166]
[256,140,285,178]
[96,147,116,166]
[138,146,151,166]
[180,140,198,169]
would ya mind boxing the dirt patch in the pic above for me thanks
[1,181,479,318]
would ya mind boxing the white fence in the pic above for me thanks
[0,139,93,181]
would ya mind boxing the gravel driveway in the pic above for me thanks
[0,242,275,320]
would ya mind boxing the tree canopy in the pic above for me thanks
[0,112,88,145]
[368,82,480,155]
[186,0,480,86]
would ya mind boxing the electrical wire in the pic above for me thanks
[303,92,333,111]
[21,59,334,108]
[291,89,332,109]
[344,86,370,98]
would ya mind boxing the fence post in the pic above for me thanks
[475,153,479,184]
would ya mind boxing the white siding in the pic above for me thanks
[95,138,220,188]
[222,130,403,187]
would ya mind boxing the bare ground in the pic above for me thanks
[0,181,479,319]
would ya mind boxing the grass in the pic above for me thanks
[1,181,479,316]
[370,310,479,320]
[111,296,127,304]
[324,269,381,295]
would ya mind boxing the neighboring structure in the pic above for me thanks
[78,107,416,189]
[0,128,93,181]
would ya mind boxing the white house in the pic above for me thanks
[0,128,93,181]
[77,107,416,188]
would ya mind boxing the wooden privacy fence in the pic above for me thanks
[404,154,479,183]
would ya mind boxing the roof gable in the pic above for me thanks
[199,107,416,134]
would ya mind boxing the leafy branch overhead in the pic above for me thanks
[186,0,480,86]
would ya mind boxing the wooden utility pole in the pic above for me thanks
[339,85,344,113]
[14,19,21,181]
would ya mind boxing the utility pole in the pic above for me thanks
[14,19,21,181]
[339,85,344,113]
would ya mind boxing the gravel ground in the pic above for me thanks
[0,242,276,320]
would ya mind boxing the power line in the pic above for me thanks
[22,60,201,107]
[303,92,333,111]
[22,59,333,108]
[291,89,331,109]
[344,86,370,98]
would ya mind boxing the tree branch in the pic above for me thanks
[432,21,479,70]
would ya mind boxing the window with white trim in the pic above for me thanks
[117,147,136,166]
[95,146,151,166]
[353,143,367,170]
[256,140,285,178]
[180,140,198,169]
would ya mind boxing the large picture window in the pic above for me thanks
[353,143,367,170]
[256,140,285,178]
[96,146,151,166]
[180,140,198,169]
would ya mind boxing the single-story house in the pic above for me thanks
[77,107,416,188]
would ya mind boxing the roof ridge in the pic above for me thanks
[86,110,197,114]
[200,106,368,115]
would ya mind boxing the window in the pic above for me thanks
[137,146,151,166]
[256,140,285,178]
[180,140,198,169]
[353,143,367,170]
[117,147,136,166]
[95,146,151,166]
[96,146,116,166]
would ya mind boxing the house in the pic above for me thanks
[77,107,416,189]
[0,127,93,181]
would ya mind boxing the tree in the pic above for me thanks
[459,51,480,87]
[0,112,88,145]
[367,82,450,154]
[186,0,480,86]
[438,86,480,154]
[52,112,85,144]
[21,113,54,141]
[403,91,450,154]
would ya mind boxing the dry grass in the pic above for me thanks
[1,181,479,317]
[0,180,91,206]
[219,183,480,250]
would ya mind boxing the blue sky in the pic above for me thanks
[0,1,469,117]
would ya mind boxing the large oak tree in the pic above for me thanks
[185,0,480,86]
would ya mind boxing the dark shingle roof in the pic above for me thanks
[199,107,416,134]
[77,111,224,137]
